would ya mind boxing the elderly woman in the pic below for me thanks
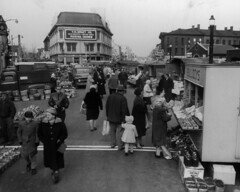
[152,94,172,158]
[84,85,103,131]
[38,107,68,184]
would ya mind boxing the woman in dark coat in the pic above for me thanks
[132,88,148,148]
[38,107,68,184]
[93,67,106,98]
[152,97,172,158]
[84,85,103,131]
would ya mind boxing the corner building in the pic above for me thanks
[45,12,113,64]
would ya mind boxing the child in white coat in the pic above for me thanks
[121,116,138,155]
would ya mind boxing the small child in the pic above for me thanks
[17,111,39,175]
[121,116,138,155]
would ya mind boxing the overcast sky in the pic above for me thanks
[1,0,240,57]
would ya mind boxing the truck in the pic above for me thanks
[71,64,91,87]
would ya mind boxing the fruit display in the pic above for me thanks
[0,147,21,174]
[14,105,44,121]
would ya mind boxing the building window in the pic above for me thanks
[97,31,100,40]
[59,30,63,39]
[175,37,178,45]
[216,39,220,44]
[66,43,76,52]
[206,39,210,44]
[59,43,64,52]
[233,40,236,45]
[228,40,231,45]
[97,43,100,52]
[181,48,184,55]
[174,48,177,55]
[181,38,184,45]
[166,37,169,45]
[86,43,94,52]
[222,39,226,45]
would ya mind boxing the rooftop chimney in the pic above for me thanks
[197,24,200,29]
[230,26,233,31]
[224,27,227,31]
[192,25,195,29]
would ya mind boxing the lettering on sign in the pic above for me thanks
[184,66,206,87]
[65,30,96,40]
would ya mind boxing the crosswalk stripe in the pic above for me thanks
[3,145,156,152]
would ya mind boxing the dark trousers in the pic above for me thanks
[0,117,15,142]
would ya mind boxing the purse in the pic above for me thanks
[80,101,86,115]
[57,142,67,153]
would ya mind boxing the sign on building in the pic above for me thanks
[65,29,96,40]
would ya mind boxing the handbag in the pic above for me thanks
[80,101,86,115]
[57,142,67,153]
[102,120,110,136]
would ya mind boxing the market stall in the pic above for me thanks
[173,62,240,163]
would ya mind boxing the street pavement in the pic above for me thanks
[1,86,239,192]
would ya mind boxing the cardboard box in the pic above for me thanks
[213,164,236,185]
[178,156,204,182]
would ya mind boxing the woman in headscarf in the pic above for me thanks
[152,91,172,158]
[131,88,148,148]
[38,107,68,184]
[84,85,103,131]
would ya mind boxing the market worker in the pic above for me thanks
[0,92,16,145]
[48,86,69,122]
[17,111,39,175]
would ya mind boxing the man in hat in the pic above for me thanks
[0,92,16,145]
[106,85,130,150]
[17,111,39,175]
[48,86,69,122]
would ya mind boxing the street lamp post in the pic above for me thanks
[169,44,172,62]
[209,15,215,64]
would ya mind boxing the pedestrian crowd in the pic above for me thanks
[0,64,175,184]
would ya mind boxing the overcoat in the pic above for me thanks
[38,117,68,170]
[132,96,147,137]
[152,105,171,146]
[17,119,39,157]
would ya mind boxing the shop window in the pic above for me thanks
[59,30,63,39]
[66,43,76,52]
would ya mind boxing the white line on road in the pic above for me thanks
[4,145,156,152]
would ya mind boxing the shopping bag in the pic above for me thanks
[57,142,67,153]
[102,120,110,136]
[80,101,86,115]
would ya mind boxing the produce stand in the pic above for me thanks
[174,62,240,163]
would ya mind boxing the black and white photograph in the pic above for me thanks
[1,0,240,191]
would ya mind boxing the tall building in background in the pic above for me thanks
[44,12,113,64]
[159,24,240,57]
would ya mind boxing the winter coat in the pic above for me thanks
[106,92,129,124]
[17,119,39,157]
[0,98,16,118]
[132,96,148,137]
[121,123,138,143]
[84,89,103,120]
[38,117,68,170]
[108,75,119,90]
[152,105,171,147]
